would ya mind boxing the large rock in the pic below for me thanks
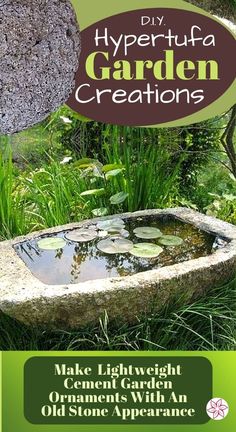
[0,0,80,135]
[0,208,236,329]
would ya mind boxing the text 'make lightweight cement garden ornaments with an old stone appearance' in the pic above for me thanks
[0,0,80,134]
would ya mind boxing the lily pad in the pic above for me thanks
[159,235,184,246]
[97,239,133,254]
[38,237,66,250]
[109,230,130,240]
[130,243,163,258]
[96,218,125,232]
[134,227,163,239]
[65,229,97,243]
[119,229,130,238]
[98,230,108,238]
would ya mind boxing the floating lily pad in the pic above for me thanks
[65,229,97,243]
[97,239,133,254]
[134,226,163,239]
[109,230,130,240]
[158,235,184,246]
[98,230,108,238]
[38,237,66,250]
[130,243,163,258]
[97,218,125,232]
[106,229,129,238]
[119,229,130,238]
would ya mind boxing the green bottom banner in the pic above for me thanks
[1,352,236,431]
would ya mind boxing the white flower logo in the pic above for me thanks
[206,398,229,420]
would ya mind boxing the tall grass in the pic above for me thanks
[0,145,26,239]
[1,278,235,351]
[22,159,89,229]
[103,126,184,211]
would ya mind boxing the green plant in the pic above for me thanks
[102,126,184,211]
[0,145,26,239]
[19,159,89,229]
[206,192,236,224]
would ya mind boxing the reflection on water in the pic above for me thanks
[15,215,217,286]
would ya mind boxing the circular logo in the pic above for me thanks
[206,398,229,420]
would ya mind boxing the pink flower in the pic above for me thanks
[207,399,228,419]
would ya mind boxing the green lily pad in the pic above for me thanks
[109,229,130,240]
[97,218,125,232]
[134,227,163,239]
[130,243,163,258]
[97,239,133,254]
[65,229,97,243]
[38,237,66,250]
[159,235,184,246]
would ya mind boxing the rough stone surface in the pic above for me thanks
[1,208,236,329]
[0,0,80,134]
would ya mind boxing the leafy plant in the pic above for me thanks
[206,193,236,224]
[0,145,26,239]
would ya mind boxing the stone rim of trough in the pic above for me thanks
[1,207,236,327]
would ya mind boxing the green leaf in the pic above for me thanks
[97,239,133,254]
[130,243,163,258]
[92,208,109,217]
[110,192,129,205]
[38,237,66,250]
[134,227,163,239]
[159,235,184,246]
[102,164,124,173]
[75,158,97,168]
[105,169,124,179]
[80,188,105,198]
[66,229,97,243]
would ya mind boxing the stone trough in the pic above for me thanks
[0,208,236,329]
